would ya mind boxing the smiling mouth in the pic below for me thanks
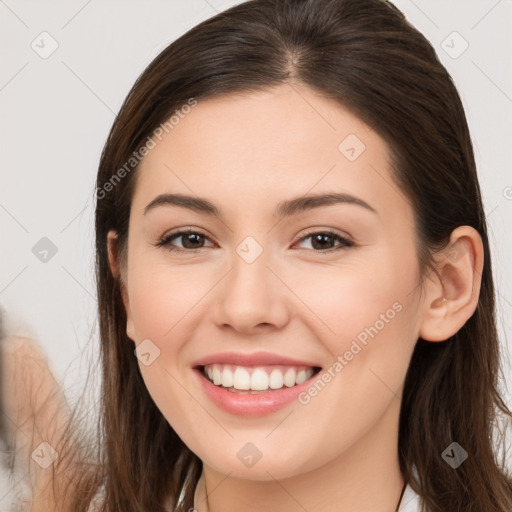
[198,363,322,393]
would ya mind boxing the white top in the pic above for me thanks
[192,472,424,512]
[85,475,424,512]
[398,483,423,512]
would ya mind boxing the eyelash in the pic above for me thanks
[154,228,354,254]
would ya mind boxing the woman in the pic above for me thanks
[5,0,512,510]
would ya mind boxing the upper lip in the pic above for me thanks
[192,351,322,369]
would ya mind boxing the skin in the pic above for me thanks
[108,82,484,512]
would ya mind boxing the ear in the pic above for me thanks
[419,225,484,342]
[107,230,136,342]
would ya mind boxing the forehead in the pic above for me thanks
[132,83,411,222]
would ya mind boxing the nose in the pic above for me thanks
[213,247,291,334]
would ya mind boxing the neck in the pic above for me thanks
[194,399,405,512]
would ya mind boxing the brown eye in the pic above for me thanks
[295,231,353,252]
[156,229,214,252]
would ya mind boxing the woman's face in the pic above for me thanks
[115,83,426,480]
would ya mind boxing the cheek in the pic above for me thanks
[291,282,418,455]
[289,254,418,346]
[294,255,421,408]
[127,257,211,341]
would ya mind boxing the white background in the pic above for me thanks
[1,0,511,494]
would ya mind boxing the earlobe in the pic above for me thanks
[419,226,484,342]
[107,230,136,342]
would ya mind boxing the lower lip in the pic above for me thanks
[193,368,320,417]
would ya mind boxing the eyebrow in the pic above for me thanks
[143,192,377,218]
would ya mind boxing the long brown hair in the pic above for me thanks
[61,0,512,510]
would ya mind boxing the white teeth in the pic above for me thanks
[269,369,284,389]
[221,367,234,388]
[212,366,222,385]
[283,368,296,387]
[250,369,269,391]
[296,369,308,384]
[203,364,315,391]
[233,367,251,390]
